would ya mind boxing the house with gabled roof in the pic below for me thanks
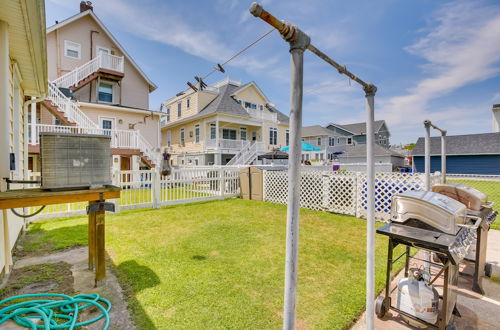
[301,120,391,162]
[28,1,162,173]
[161,78,289,165]
[412,132,500,175]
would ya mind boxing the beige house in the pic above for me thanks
[29,2,162,172]
[161,78,289,165]
[1,0,47,277]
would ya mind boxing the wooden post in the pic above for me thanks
[95,206,106,285]
[88,201,97,271]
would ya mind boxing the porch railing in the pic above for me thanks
[205,139,252,151]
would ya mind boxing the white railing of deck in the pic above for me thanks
[52,53,124,89]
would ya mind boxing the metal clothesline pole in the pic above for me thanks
[249,3,377,329]
[424,120,447,186]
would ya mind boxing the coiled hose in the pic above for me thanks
[0,293,111,329]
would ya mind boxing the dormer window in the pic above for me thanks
[244,102,257,109]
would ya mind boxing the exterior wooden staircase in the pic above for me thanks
[39,53,161,167]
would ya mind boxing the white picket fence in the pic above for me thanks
[26,167,241,220]
[263,170,441,222]
[25,166,449,222]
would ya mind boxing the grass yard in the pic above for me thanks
[22,199,402,329]
[448,179,500,230]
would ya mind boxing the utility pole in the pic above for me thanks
[250,3,377,329]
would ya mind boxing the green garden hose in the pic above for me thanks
[0,293,111,329]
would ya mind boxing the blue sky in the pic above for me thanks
[46,0,500,144]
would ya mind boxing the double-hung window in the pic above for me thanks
[329,137,335,146]
[166,107,170,122]
[195,124,200,143]
[64,40,81,59]
[166,131,171,147]
[180,128,185,145]
[285,129,290,145]
[210,123,216,139]
[317,137,321,146]
[177,102,182,118]
[269,127,278,145]
[240,127,247,140]
[98,82,113,103]
[347,137,353,145]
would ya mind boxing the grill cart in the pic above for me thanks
[375,191,480,329]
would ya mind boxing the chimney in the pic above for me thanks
[80,1,93,12]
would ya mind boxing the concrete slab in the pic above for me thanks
[486,229,500,277]
[3,247,134,329]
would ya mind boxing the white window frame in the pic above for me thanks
[97,80,114,104]
[210,123,216,140]
[99,116,115,136]
[329,137,334,146]
[187,97,191,109]
[166,107,170,122]
[222,128,237,140]
[347,137,353,145]
[177,102,182,118]
[180,128,185,145]
[285,129,290,146]
[317,137,321,146]
[64,40,81,59]
[240,127,247,140]
[166,130,172,147]
[96,45,110,55]
[195,124,200,143]
[269,127,278,145]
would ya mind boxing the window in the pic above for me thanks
[259,105,264,110]
[101,118,113,136]
[337,137,341,144]
[347,137,353,145]
[244,102,257,109]
[317,137,321,146]
[98,82,113,103]
[210,123,216,139]
[187,98,191,109]
[64,40,81,59]
[269,127,278,145]
[177,102,182,118]
[240,127,247,140]
[236,99,242,105]
[328,137,334,146]
[180,128,185,145]
[166,107,170,122]
[195,124,200,143]
[286,129,290,145]
[222,129,237,140]
[166,131,171,147]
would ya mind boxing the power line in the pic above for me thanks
[304,77,349,96]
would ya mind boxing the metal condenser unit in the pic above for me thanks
[40,132,112,190]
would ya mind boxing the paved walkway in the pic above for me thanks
[352,229,500,329]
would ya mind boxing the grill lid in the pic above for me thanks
[432,183,487,211]
[391,191,468,235]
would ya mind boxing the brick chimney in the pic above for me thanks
[80,1,93,12]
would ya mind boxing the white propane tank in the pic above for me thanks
[397,271,439,327]
[466,238,477,261]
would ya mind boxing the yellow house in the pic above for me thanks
[161,78,290,165]
[1,0,47,277]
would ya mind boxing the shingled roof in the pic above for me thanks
[336,120,387,135]
[412,133,500,156]
[302,125,334,137]
[339,143,404,158]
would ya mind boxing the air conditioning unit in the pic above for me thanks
[40,132,112,190]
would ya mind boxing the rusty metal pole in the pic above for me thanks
[250,4,310,329]
[424,120,431,191]
[441,132,446,183]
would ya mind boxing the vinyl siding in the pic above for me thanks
[414,155,500,175]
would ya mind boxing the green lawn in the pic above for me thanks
[448,179,500,230]
[24,199,402,329]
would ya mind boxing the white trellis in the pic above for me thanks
[263,170,441,221]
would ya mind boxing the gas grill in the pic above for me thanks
[432,183,497,294]
[376,191,481,329]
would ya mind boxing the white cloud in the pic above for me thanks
[379,0,500,134]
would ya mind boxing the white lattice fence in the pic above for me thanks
[263,171,357,215]
[355,172,441,221]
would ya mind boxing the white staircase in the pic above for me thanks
[43,54,160,167]
[227,141,264,165]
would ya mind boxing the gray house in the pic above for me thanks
[326,120,390,146]
[412,133,500,175]
[337,143,405,170]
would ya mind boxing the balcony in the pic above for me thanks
[204,139,251,152]
[246,108,278,123]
